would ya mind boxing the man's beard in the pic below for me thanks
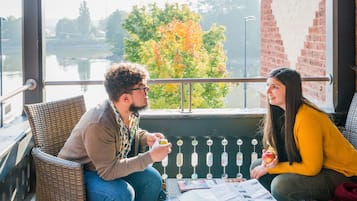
[129,103,148,114]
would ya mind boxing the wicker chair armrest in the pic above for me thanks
[32,147,86,201]
[32,147,82,168]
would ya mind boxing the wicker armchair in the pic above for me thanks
[31,147,86,201]
[343,92,357,149]
[24,95,87,201]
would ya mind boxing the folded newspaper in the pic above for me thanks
[178,179,276,201]
[177,179,219,192]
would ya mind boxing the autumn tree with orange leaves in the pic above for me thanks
[123,3,228,109]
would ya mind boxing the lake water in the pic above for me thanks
[1,49,263,125]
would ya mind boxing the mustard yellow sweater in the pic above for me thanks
[268,104,357,177]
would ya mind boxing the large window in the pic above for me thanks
[0,0,23,126]
[1,0,333,121]
[43,0,261,110]
[42,0,332,111]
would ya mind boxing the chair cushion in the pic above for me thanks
[343,93,357,149]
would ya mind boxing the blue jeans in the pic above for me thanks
[250,158,357,201]
[84,166,163,201]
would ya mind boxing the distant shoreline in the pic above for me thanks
[1,37,111,54]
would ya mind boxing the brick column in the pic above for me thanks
[260,0,327,103]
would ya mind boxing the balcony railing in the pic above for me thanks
[0,79,37,127]
[45,75,331,112]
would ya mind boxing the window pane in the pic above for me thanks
[0,0,23,126]
[43,0,332,111]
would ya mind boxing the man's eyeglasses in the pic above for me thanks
[129,86,150,93]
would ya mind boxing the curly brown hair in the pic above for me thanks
[104,62,149,101]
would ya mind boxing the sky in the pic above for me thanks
[0,0,194,20]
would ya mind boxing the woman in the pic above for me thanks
[250,68,357,201]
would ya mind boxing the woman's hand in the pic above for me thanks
[250,157,278,179]
[263,156,278,168]
[250,164,269,179]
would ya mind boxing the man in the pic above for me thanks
[58,62,172,201]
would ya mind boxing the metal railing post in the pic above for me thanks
[180,82,185,112]
[189,82,192,113]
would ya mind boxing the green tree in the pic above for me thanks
[105,10,128,58]
[55,18,78,39]
[122,3,228,109]
[77,0,92,38]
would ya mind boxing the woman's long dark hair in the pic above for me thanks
[263,68,304,164]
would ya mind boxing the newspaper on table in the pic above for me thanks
[178,179,276,201]
[177,179,219,192]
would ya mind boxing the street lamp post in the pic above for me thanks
[243,16,256,109]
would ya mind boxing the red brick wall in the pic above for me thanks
[260,0,290,77]
[260,0,290,107]
[296,0,326,101]
[260,0,327,104]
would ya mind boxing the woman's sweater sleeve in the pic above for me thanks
[268,107,324,176]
